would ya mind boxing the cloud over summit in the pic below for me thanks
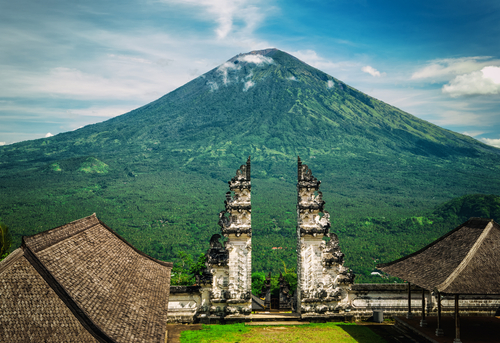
[237,54,273,65]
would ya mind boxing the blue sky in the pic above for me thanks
[1,0,500,147]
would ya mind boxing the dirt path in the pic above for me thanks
[166,324,203,343]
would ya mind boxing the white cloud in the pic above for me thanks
[411,57,500,81]
[0,142,6,146]
[480,138,500,148]
[287,76,297,81]
[237,54,273,65]
[45,132,54,137]
[462,131,486,137]
[442,66,500,97]
[362,65,383,77]
[207,81,219,91]
[215,54,272,86]
[166,0,272,39]
[243,80,255,91]
[327,80,334,88]
[217,61,241,84]
[0,65,167,101]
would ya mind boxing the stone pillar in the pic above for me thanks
[296,157,354,317]
[218,157,252,317]
[205,234,230,319]
[454,294,462,343]
[420,288,428,327]
[407,282,413,319]
[435,291,444,336]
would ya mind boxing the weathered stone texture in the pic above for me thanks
[296,157,354,316]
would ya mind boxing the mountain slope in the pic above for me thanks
[1,48,496,171]
[1,48,500,280]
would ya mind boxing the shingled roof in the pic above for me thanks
[378,218,500,295]
[0,214,173,342]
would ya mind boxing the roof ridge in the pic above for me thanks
[23,214,99,253]
[437,221,494,293]
[97,218,173,268]
[0,248,24,274]
[377,218,473,269]
[21,242,115,343]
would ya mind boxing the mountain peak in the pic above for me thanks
[229,48,279,61]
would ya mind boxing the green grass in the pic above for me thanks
[180,323,386,343]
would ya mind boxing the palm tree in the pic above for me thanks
[0,222,12,261]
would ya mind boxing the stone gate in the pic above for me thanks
[167,157,500,323]
[168,156,354,322]
[296,157,354,318]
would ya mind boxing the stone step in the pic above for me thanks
[246,321,310,326]
[248,313,302,322]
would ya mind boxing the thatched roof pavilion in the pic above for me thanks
[378,217,500,342]
[378,218,500,294]
[0,214,173,342]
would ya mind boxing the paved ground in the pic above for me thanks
[396,316,500,343]
[359,322,432,343]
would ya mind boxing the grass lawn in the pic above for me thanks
[180,322,386,343]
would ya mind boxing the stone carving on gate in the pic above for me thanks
[204,157,253,318]
[191,156,353,322]
[296,157,354,317]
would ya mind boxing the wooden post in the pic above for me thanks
[420,288,428,327]
[454,294,461,343]
[435,291,444,336]
[407,282,413,319]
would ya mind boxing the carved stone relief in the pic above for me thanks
[191,157,352,321]
[296,157,354,315]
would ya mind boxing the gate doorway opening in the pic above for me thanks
[251,271,296,313]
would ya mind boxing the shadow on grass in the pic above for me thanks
[337,323,386,343]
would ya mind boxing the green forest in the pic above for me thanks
[1,49,500,283]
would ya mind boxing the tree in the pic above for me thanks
[251,272,266,296]
[251,261,298,297]
[0,222,11,261]
[170,251,206,286]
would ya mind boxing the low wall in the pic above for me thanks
[167,284,500,323]
[167,286,201,323]
[350,284,500,320]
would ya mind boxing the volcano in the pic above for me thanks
[1,48,499,278]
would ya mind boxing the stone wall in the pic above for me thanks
[167,286,201,323]
[349,284,500,320]
[167,284,500,323]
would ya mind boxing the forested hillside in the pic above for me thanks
[1,49,500,282]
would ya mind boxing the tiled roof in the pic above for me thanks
[1,214,173,342]
[0,248,98,342]
[378,218,500,295]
